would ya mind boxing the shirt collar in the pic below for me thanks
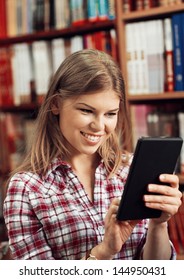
[42,156,104,181]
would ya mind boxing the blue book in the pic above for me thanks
[171,13,184,91]
[87,0,98,22]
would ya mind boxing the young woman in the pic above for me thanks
[3,49,182,260]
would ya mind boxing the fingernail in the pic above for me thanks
[160,175,166,181]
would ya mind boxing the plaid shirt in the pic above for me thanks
[3,157,175,260]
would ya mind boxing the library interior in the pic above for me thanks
[0,0,184,260]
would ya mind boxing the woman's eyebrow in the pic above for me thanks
[76,102,119,112]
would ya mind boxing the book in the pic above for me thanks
[33,0,45,31]
[51,38,66,74]
[70,0,87,26]
[87,0,98,22]
[146,20,165,93]
[172,13,184,91]
[6,0,17,37]
[139,21,149,93]
[163,18,174,92]
[156,19,165,93]
[109,29,118,61]
[54,0,71,29]
[0,47,14,106]
[70,36,84,53]
[125,23,137,94]
[147,111,179,138]
[0,0,7,38]
[11,43,33,104]
[178,112,184,174]
[133,22,148,94]
[32,41,52,103]
[130,105,152,148]
[107,0,115,19]
[98,0,109,21]
[122,0,133,13]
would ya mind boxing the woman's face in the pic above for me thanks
[55,90,120,157]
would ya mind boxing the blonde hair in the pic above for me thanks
[13,49,131,177]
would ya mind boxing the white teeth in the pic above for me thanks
[82,132,101,142]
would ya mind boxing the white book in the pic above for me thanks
[11,45,21,105]
[133,22,149,94]
[146,20,160,93]
[32,41,52,102]
[178,112,184,174]
[71,36,84,53]
[12,44,33,105]
[55,0,70,29]
[156,20,165,93]
[125,23,136,95]
[51,38,66,74]
[17,43,33,103]
[139,21,149,94]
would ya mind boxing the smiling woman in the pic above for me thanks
[3,49,182,260]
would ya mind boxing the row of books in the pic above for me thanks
[125,13,184,94]
[0,113,35,175]
[0,0,115,38]
[123,0,184,13]
[0,29,117,107]
[168,194,184,256]
[131,105,184,174]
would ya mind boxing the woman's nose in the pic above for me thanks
[89,117,105,131]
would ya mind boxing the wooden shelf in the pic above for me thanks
[121,4,184,22]
[127,92,184,104]
[0,103,39,113]
[0,20,115,46]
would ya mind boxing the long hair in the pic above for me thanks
[12,49,132,177]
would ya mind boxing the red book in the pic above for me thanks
[0,0,7,38]
[0,48,14,106]
[123,0,133,13]
[164,18,174,92]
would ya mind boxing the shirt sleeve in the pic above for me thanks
[3,177,55,260]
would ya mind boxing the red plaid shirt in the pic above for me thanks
[3,157,175,260]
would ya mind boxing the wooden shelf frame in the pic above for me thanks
[0,20,115,46]
[121,3,184,22]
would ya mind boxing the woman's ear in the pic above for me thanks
[51,97,60,115]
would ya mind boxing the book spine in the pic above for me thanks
[172,13,184,91]
[0,0,7,38]
[98,0,109,20]
[178,112,184,174]
[163,18,174,92]
[107,0,115,19]
[87,0,98,22]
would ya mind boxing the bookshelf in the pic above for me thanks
[0,1,116,259]
[115,0,184,259]
[0,0,184,260]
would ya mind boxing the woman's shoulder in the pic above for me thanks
[7,171,43,193]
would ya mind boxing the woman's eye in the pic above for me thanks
[80,109,92,114]
[106,112,117,117]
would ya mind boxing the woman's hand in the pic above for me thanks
[144,174,182,224]
[100,198,139,258]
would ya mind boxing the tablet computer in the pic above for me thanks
[116,137,183,221]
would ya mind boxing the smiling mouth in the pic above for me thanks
[80,132,103,142]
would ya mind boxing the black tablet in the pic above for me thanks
[116,137,183,221]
